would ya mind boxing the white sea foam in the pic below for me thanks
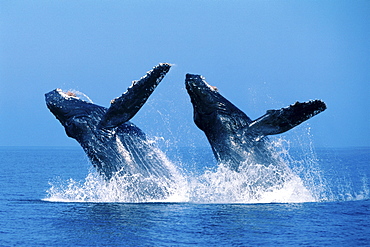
[184,141,317,204]
[44,137,328,204]
[44,164,316,204]
[46,163,188,203]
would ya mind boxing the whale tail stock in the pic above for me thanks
[248,100,327,137]
[99,63,172,129]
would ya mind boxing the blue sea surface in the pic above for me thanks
[0,146,369,246]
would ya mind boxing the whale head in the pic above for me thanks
[45,89,106,140]
[185,74,251,132]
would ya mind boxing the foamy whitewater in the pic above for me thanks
[45,136,332,204]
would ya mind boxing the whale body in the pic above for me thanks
[45,64,177,199]
[185,74,327,172]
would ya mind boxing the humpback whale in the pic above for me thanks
[185,74,326,172]
[45,63,178,199]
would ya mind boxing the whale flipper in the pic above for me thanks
[99,63,171,129]
[248,100,327,137]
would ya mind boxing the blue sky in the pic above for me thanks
[0,1,369,148]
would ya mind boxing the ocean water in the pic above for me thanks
[0,145,369,246]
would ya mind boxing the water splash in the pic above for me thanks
[46,161,189,203]
[45,136,328,203]
[185,137,319,203]
[44,125,369,204]
[187,164,315,203]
